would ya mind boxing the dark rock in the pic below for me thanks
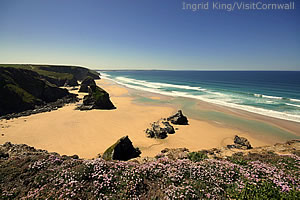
[64,77,79,87]
[145,120,175,139]
[167,110,188,125]
[77,86,115,110]
[0,151,9,159]
[227,144,236,149]
[234,135,252,149]
[0,94,79,120]
[70,155,79,159]
[0,67,77,117]
[79,77,96,93]
[102,136,141,161]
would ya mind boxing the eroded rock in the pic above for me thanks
[78,76,96,93]
[102,136,141,161]
[78,85,115,110]
[167,110,188,125]
[145,119,175,139]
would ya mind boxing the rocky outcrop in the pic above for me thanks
[145,110,188,139]
[227,135,252,150]
[0,95,78,120]
[102,136,141,161]
[64,77,79,87]
[77,85,115,110]
[0,67,77,116]
[167,110,188,125]
[201,139,300,159]
[234,135,252,149]
[145,119,175,139]
[78,76,96,93]
[0,142,57,158]
[155,148,190,160]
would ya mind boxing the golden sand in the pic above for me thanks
[0,79,271,158]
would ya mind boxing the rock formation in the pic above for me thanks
[63,77,79,87]
[145,110,189,139]
[155,148,190,160]
[78,85,115,110]
[167,110,188,125]
[230,135,252,149]
[78,76,96,93]
[145,119,175,139]
[102,136,141,161]
[0,67,77,116]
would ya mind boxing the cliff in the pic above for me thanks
[0,67,75,116]
[0,64,100,87]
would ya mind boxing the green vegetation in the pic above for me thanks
[0,146,299,199]
[4,84,36,104]
[0,67,70,115]
[187,151,208,162]
[102,140,118,161]
[0,64,100,81]
[0,64,73,80]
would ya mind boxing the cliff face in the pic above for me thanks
[0,67,70,115]
[0,64,100,87]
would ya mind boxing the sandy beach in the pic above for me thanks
[0,79,297,159]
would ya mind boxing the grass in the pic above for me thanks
[0,64,74,80]
[4,84,36,104]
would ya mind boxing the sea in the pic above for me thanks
[99,70,300,123]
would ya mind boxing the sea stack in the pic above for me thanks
[102,136,141,161]
[167,110,189,125]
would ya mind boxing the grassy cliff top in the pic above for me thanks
[0,141,299,199]
[0,64,99,80]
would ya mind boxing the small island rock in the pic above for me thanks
[234,135,252,149]
[167,110,188,125]
[102,136,141,161]
[145,120,175,139]
[78,85,115,110]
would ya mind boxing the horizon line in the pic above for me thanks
[0,63,299,72]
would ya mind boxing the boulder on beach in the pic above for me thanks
[167,110,188,125]
[234,135,252,149]
[78,85,115,110]
[102,136,141,161]
[78,76,96,93]
[145,119,175,139]
[227,135,253,150]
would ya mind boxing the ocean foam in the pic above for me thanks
[253,93,283,100]
[116,76,207,91]
[102,75,300,123]
[285,103,300,108]
[291,98,300,103]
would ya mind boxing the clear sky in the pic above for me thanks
[0,0,299,70]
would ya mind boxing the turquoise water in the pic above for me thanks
[100,70,300,124]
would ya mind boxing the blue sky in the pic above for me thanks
[0,0,299,70]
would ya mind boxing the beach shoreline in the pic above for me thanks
[0,78,299,159]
